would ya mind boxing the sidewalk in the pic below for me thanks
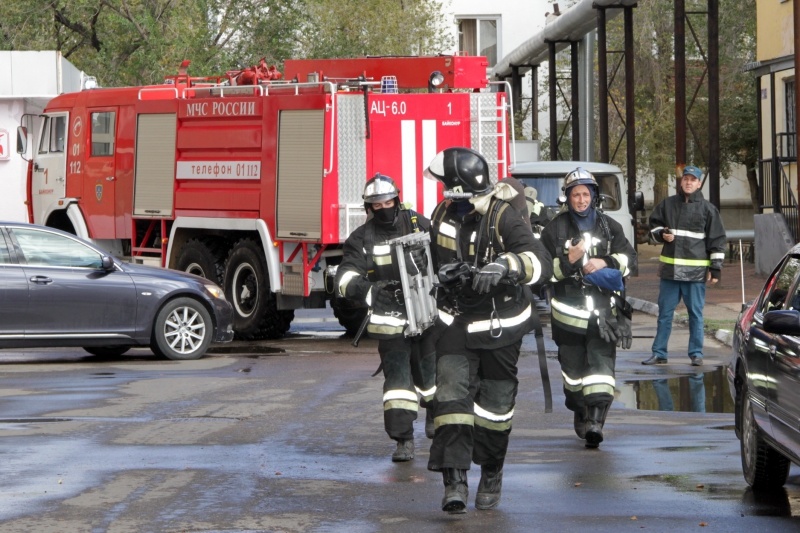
[625,243,768,346]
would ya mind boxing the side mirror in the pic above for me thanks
[16,126,28,156]
[763,309,800,336]
[633,191,645,212]
[101,255,115,271]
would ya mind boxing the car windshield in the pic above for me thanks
[515,173,622,211]
[12,228,104,269]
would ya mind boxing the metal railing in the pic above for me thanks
[759,157,799,242]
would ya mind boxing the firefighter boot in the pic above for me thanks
[475,464,504,510]
[425,408,435,439]
[391,439,415,462]
[585,404,611,449]
[441,468,469,513]
[573,406,588,440]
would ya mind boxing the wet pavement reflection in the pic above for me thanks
[619,366,734,413]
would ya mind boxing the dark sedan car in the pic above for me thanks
[728,243,800,489]
[0,222,233,360]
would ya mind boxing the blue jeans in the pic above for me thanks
[651,278,706,360]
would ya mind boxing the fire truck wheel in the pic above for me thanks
[224,238,293,340]
[150,297,213,360]
[176,238,226,285]
[332,301,369,337]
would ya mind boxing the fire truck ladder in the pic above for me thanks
[130,219,169,267]
[475,84,514,178]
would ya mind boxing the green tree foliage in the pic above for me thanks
[718,0,759,210]
[604,0,757,207]
[298,0,452,59]
[0,0,449,88]
[0,0,306,86]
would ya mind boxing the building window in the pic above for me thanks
[458,17,498,66]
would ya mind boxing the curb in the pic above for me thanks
[715,329,733,346]
[627,296,658,316]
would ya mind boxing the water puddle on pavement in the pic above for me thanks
[618,366,734,413]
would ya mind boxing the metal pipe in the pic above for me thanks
[795,0,800,203]
[756,76,764,211]
[625,6,637,219]
[708,0,721,209]
[770,71,780,211]
[597,7,610,163]
[549,41,558,160]
[571,41,580,161]
[511,66,522,114]
[675,0,687,188]
[580,31,595,162]
[532,64,539,140]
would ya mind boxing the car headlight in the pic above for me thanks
[205,284,226,300]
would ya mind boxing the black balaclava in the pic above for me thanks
[373,202,399,226]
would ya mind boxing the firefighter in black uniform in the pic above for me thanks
[540,168,637,448]
[335,174,437,462]
[423,147,552,513]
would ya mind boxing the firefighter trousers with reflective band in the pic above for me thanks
[379,328,438,441]
[427,322,521,471]
[555,326,616,413]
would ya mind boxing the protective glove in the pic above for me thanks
[596,308,620,344]
[616,313,632,349]
[472,257,509,294]
[370,280,402,312]
[709,268,721,282]
[405,246,428,276]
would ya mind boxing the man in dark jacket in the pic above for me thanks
[335,174,438,462]
[641,165,726,366]
[424,147,552,513]
[540,168,636,449]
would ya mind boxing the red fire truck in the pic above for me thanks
[16,55,512,339]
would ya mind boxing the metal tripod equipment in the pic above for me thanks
[386,231,438,336]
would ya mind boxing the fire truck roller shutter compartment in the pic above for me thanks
[276,109,324,240]
[133,114,177,217]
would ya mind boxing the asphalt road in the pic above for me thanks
[1,308,799,532]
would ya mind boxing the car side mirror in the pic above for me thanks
[101,255,115,271]
[16,126,28,158]
[633,191,645,212]
[763,309,800,336]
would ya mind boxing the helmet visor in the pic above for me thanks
[424,152,446,184]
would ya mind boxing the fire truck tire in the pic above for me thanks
[331,300,369,337]
[176,238,226,285]
[150,297,213,360]
[224,238,293,340]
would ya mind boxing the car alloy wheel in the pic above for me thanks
[151,297,213,360]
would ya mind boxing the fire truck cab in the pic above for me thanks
[17,55,512,339]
